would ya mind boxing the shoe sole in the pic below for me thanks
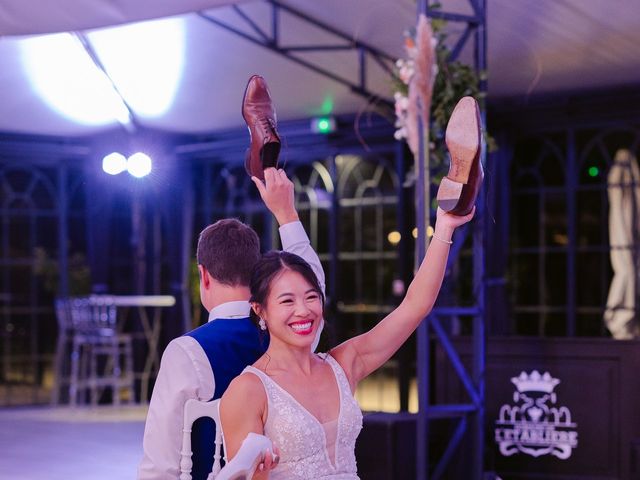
[437,97,481,212]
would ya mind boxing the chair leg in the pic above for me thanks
[50,332,67,405]
[112,340,121,407]
[89,345,99,407]
[69,339,81,407]
[123,338,135,404]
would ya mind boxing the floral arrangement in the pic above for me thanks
[392,13,490,174]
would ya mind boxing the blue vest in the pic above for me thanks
[185,317,267,480]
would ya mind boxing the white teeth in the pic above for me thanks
[290,322,312,331]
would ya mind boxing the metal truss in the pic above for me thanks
[197,0,395,108]
[197,0,487,477]
[414,1,487,479]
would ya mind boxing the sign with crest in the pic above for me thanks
[495,370,578,460]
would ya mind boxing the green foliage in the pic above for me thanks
[190,259,203,327]
[393,12,496,184]
[33,247,91,296]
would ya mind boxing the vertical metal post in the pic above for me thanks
[566,129,577,336]
[395,141,411,412]
[329,155,340,340]
[472,2,487,477]
[416,110,429,478]
[132,191,146,294]
[415,0,487,477]
[202,163,212,225]
[57,162,69,297]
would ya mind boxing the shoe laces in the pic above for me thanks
[259,117,276,143]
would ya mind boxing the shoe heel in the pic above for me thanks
[437,176,464,212]
[261,142,281,170]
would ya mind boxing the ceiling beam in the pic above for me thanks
[197,0,396,110]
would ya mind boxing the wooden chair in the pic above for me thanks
[180,398,273,480]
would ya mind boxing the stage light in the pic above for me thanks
[127,152,152,178]
[102,152,127,175]
[311,116,336,134]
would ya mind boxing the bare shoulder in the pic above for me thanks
[224,371,265,404]
[220,371,268,457]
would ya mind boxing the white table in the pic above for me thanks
[90,295,176,402]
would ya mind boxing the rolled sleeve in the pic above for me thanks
[279,220,326,295]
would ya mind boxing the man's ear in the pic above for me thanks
[198,265,211,289]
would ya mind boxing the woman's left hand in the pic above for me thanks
[432,206,475,242]
[436,206,475,227]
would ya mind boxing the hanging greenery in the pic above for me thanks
[392,10,495,184]
[33,247,91,296]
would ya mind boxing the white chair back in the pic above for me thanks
[180,398,224,480]
[180,399,274,480]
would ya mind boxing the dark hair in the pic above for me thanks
[249,250,325,326]
[196,219,261,287]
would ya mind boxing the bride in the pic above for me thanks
[220,205,474,479]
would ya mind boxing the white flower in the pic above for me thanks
[394,127,407,140]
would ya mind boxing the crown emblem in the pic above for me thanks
[511,370,560,394]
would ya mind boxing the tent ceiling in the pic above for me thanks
[0,0,638,137]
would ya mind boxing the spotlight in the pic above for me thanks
[127,152,152,178]
[102,152,127,175]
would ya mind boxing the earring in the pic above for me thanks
[258,318,267,331]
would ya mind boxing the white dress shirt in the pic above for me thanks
[137,221,325,480]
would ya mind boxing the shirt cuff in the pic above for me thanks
[279,220,309,250]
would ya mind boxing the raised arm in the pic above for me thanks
[251,168,325,295]
[332,207,475,387]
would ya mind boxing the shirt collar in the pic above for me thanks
[208,300,251,322]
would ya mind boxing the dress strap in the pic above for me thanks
[323,354,352,395]
[241,366,271,397]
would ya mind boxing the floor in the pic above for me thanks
[0,405,147,480]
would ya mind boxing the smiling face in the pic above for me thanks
[254,269,323,348]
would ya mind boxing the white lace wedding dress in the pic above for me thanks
[242,354,363,479]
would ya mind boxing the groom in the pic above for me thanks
[137,168,325,480]
[138,76,325,480]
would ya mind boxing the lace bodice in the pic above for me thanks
[242,354,363,479]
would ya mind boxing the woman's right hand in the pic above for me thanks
[252,446,280,479]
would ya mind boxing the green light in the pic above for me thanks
[588,166,599,177]
[311,116,335,134]
[317,118,331,133]
[319,96,334,115]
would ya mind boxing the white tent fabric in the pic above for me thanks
[0,0,640,137]
[604,149,640,339]
[0,0,242,35]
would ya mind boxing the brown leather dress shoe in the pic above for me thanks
[242,75,281,181]
[436,96,484,216]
